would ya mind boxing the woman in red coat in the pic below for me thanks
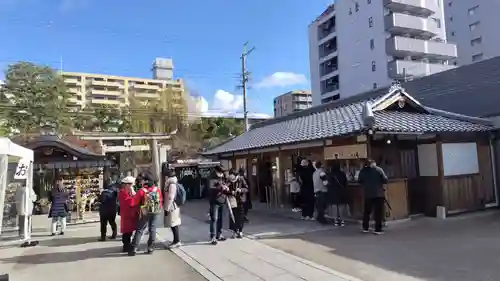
[118,176,139,252]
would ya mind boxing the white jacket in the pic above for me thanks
[313,168,328,193]
[164,177,181,227]
[15,186,37,216]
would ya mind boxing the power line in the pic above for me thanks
[238,42,255,132]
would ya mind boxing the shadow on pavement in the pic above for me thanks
[261,211,500,281]
[0,246,124,265]
[38,236,101,247]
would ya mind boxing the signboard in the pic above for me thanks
[14,159,30,180]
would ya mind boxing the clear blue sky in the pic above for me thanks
[0,0,333,116]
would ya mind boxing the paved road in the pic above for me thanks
[0,223,207,281]
[260,211,500,281]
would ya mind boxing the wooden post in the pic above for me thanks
[436,136,446,218]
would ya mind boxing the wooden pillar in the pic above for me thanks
[436,136,446,217]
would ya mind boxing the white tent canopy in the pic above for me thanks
[0,137,34,240]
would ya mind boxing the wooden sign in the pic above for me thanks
[324,144,368,160]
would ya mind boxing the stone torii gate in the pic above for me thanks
[72,132,175,189]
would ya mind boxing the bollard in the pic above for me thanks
[0,273,9,281]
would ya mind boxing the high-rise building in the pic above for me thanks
[308,1,457,106]
[444,1,500,66]
[62,58,184,110]
[273,90,312,117]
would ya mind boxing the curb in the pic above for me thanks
[156,234,222,281]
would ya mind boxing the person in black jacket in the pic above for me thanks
[208,165,230,245]
[238,168,252,222]
[98,181,119,241]
[298,159,316,220]
[358,159,388,234]
[327,162,349,226]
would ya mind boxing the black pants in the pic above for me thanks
[122,232,132,251]
[315,192,328,223]
[171,226,180,243]
[301,193,315,218]
[100,213,117,238]
[291,193,300,208]
[362,197,385,232]
[229,205,245,233]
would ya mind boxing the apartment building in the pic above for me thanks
[444,1,500,66]
[273,90,312,117]
[62,58,184,110]
[308,1,457,106]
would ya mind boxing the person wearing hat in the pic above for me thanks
[118,176,137,252]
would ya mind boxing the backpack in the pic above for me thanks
[174,183,187,206]
[140,186,161,215]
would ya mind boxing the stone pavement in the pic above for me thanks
[157,215,361,281]
[260,210,500,281]
[0,222,206,281]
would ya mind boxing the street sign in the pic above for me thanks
[14,159,30,180]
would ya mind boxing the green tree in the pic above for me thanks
[0,62,71,134]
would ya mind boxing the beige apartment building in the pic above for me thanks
[273,90,312,117]
[62,58,185,110]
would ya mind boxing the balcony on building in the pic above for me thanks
[385,12,440,39]
[384,0,439,17]
[130,82,162,91]
[388,59,456,80]
[318,16,336,41]
[320,57,338,78]
[320,75,339,96]
[91,96,122,106]
[90,79,123,88]
[67,97,83,105]
[319,37,338,60]
[386,36,457,60]
[89,88,123,97]
[133,91,160,99]
[64,77,82,85]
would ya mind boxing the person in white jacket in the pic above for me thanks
[15,185,37,239]
[164,171,181,248]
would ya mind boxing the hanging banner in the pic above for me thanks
[14,159,30,180]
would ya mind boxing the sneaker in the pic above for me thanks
[216,236,226,241]
[236,232,243,239]
[168,242,182,249]
[98,237,106,242]
[146,247,154,254]
[51,233,56,236]
[301,216,307,220]
[110,234,117,239]
[231,232,238,239]
[373,230,384,235]
[210,238,218,245]
[59,232,65,236]
[127,250,136,256]
[307,217,315,221]
[361,229,370,233]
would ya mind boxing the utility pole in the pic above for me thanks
[240,42,255,132]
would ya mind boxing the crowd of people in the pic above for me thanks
[287,158,388,234]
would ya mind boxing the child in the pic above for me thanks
[289,174,301,212]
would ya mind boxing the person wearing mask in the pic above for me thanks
[164,170,182,248]
[128,173,162,256]
[118,176,137,252]
[358,159,388,234]
[208,165,230,245]
[227,169,248,238]
[313,161,329,224]
[134,173,145,192]
[15,184,37,239]
[328,162,349,227]
[49,178,69,236]
[98,179,119,241]
[238,168,252,223]
[298,159,315,220]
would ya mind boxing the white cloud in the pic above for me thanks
[256,72,308,88]
[212,90,243,112]
[185,89,271,120]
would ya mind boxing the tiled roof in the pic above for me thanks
[205,90,492,155]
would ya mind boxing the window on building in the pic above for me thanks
[432,18,441,28]
[472,53,483,62]
[471,37,482,46]
[453,61,457,66]
[469,21,480,31]
[355,2,359,12]
[468,5,479,16]
[367,0,371,3]
[368,17,373,27]
[451,31,455,36]
[448,1,452,7]
[373,83,377,89]
[349,8,352,15]
[370,39,375,50]
[449,16,453,22]
[371,61,376,71]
